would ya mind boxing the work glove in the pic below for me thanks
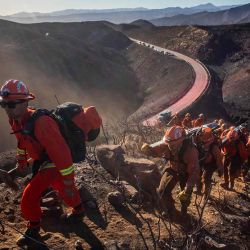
[178,190,190,203]
[141,143,152,156]
[62,173,76,199]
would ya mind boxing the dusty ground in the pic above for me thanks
[0,150,249,250]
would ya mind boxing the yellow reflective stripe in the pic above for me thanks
[59,165,74,176]
[42,163,56,170]
[17,148,26,155]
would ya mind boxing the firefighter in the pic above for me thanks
[245,136,250,182]
[221,130,248,190]
[167,112,182,127]
[214,123,227,138]
[239,127,250,180]
[0,79,84,246]
[141,126,200,216]
[218,119,224,127]
[197,128,223,198]
[193,113,205,127]
[182,113,192,128]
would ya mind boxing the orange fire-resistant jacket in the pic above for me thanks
[10,108,73,175]
[182,117,192,128]
[148,140,199,190]
[221,140,248,161]
[193,117,204,127]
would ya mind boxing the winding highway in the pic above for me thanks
[130,38,210,126]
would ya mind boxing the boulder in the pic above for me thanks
[120,181,139,202]
[96,145,125,177]
[0,150,16,171]
[97,145,161,198]
[107,191,125,207]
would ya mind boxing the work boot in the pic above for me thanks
[16,226,40,246]
[61,203,85,222]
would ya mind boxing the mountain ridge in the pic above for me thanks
[0,3,241,24]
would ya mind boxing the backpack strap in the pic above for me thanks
[178,138,194,165]
[22,109,52,140]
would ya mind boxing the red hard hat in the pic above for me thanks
[201,127,214,144]
[163,126,186,143]
[0,79,35,102]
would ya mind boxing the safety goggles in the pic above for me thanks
[0,100,26,109]
[0,89,29,98]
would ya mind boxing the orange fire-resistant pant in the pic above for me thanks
[21,167,81,222]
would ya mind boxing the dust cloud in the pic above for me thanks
[0,54,139,152]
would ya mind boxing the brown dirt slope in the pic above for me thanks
[0,19,193,151]
[124,43,193,119]
[0,20,141,151]
[0,150,249,249]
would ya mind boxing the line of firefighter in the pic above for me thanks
[141,112,250,217]
[0,79,249,245]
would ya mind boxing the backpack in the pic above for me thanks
[23,102,102,163]
[178,138,195,165]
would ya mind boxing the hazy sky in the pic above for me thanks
[0,0,249,15]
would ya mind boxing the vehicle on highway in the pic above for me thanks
[158,110,172,123]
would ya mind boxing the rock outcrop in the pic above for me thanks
[96,145,161,198]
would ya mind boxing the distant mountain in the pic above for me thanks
[49,7,149,16]
[191,3,239,11]
[8,11,45,18]
[8,7,149,18]
[151,4,250,26]
[130,19,155,28]
[0,4,240,24]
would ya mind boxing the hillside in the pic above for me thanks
[0,146,249,249]
[0,20,139,151]
[0,19,192,151]
[151,3,250,26]
[119,22,250,122]
[124,43,193,119]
